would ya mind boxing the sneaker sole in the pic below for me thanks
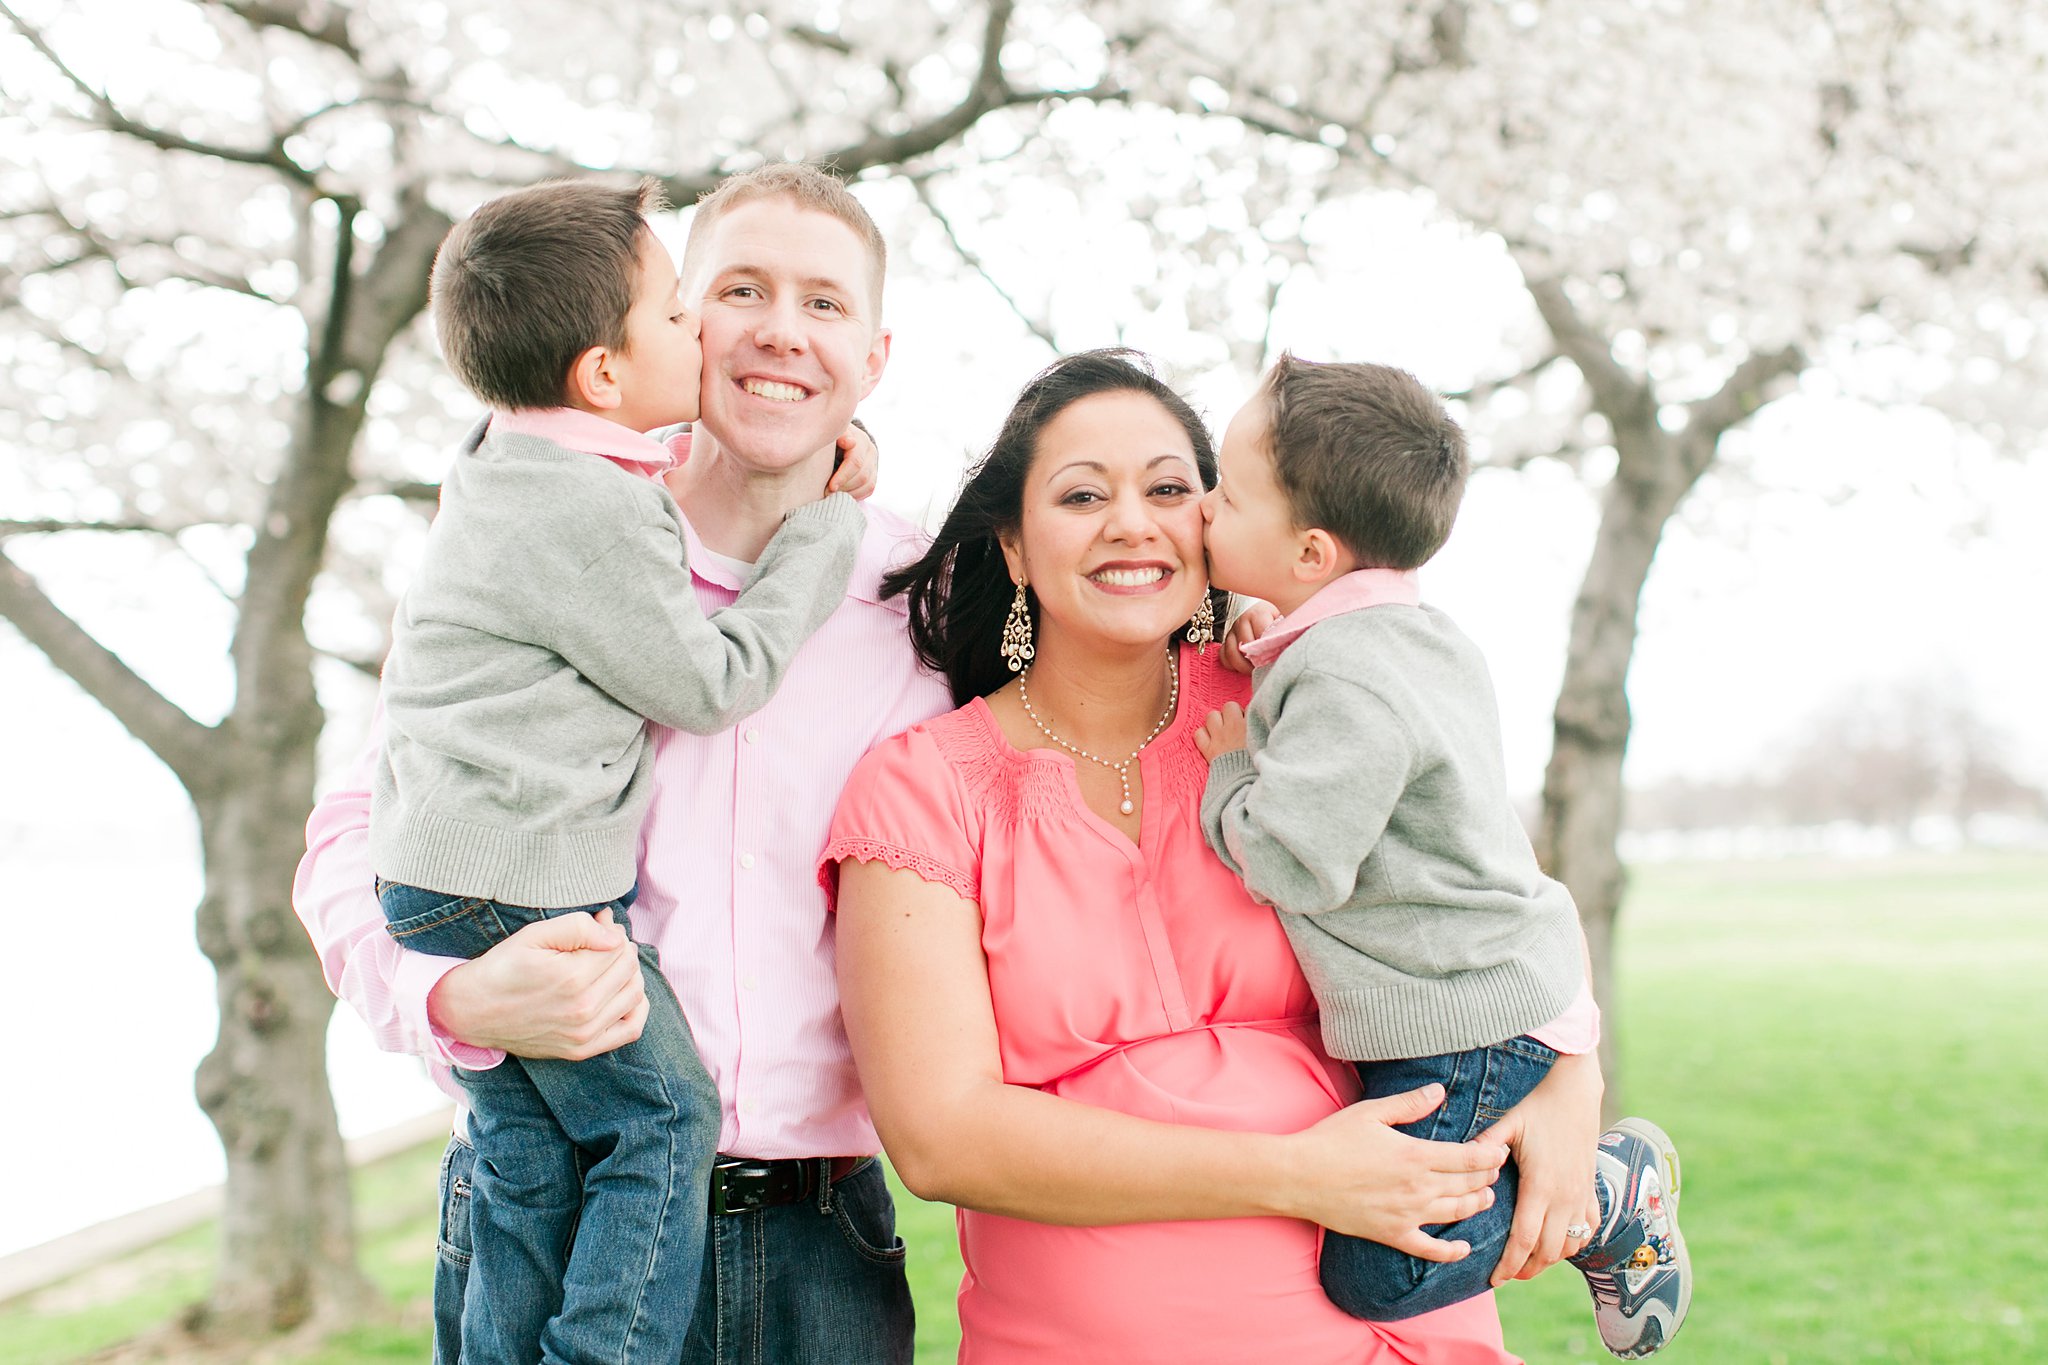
[1603,1116,1690,1358]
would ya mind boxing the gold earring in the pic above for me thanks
[1001,581,1035,672]
[1185,592,1216,654]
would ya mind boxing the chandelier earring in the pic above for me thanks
[1000,580,1035,672]
[1185,591,1216,654]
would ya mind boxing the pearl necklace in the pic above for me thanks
[1017,651,1180,816]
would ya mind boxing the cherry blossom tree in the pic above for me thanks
[0,0,1123,1336]
[1090,0,2048,1105]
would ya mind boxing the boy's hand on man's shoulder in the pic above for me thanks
[1194,702,1249,762]
[825,420,879,500]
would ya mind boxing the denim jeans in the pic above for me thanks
[384,881,719,1365]
[1320,1034,1559,1322]
[434,1141,913,1365]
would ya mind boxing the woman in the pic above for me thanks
[823,351,1600,1362]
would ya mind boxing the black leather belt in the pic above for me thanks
[709,1155,869,1215]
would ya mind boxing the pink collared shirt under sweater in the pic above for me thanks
[1241,568,1599,1055]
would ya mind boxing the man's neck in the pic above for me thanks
[666,430,839,562]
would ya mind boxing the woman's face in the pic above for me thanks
[999,390,1209,657]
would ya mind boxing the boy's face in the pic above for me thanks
[683,197,891,475]
[1202,395,1316,615]
[610,231,703,431]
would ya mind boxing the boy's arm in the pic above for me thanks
[1199,669,1417,916]
[550,492,865,736]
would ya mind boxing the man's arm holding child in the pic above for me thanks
[292,712,648,1065]
[1196,669,1416,915]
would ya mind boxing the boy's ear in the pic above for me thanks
[566,343,623,413]
[1292,528,1351,589]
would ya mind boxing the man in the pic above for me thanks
[294,163,950,1364]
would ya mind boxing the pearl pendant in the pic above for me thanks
[1119,798,1135,815]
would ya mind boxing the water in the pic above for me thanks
[0,833,445,1258]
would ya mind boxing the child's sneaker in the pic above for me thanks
[1569,1116,1690,1358]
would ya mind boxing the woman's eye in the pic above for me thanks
[1152,482,1194,498]
[1060,490,1103,506]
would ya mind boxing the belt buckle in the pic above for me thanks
[712,1158,800,1216]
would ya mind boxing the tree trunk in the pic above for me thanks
[189,750,373,1335]
[1535,425,1697,1123]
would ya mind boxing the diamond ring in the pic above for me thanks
[1565,1221,1594,1240]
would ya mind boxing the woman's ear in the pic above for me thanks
[997,530,1026,588]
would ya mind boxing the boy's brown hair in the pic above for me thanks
[682,162,887,317]
[430,178,665,410]
[1261,354,1470,570]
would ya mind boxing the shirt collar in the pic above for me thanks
[491,407,680,472]
[1241,567,1422,668]
[675,500,922,612]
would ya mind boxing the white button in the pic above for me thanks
[739,852,756,869]
[742,975,759,992]
[744,728,760,744]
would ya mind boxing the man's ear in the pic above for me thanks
[1292,528,1350,589]
[566,343,623,413]
[857,326,892,401]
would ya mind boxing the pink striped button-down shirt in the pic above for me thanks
[293,484,952,1158]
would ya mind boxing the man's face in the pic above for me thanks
[685,197,891,472]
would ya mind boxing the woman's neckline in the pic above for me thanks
[969,641,1203,765]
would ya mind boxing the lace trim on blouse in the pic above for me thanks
[821,836,978,905]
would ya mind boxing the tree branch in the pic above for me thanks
[911,177,1059,352]
[203,0,359,61]
[1682,343,1805,474]
[1443,352,1565,404]
[0,0,319,188]
[0,547,219,793]
[1524,277,1655,431]
[0,518,201,538]
[656,0,1122,204]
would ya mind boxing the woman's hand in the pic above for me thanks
[1476,1049,1604,1284]
[1277,1084,1508,1262]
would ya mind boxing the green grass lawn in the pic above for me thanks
[5,853,2042,1363]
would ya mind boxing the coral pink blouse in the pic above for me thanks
[824,646,1517,1364]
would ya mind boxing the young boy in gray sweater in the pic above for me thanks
[369,179,872,1365]
[1193,356,1689,1359]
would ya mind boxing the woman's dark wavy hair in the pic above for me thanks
[882,348,1226,705]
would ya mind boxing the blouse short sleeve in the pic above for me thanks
[818,716,981,911]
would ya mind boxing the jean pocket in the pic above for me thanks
[831,1161,909,1267]
[436,1133,476,1268]
[382,887,490,944]
[1473,1037,1560,1129]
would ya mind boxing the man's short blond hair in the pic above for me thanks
[682,163,887,317]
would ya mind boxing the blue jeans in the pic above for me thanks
[384,881,719,1365]
[433,1140,913,1365]
[1320,1035,1559,1322]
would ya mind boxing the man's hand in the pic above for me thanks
[1194,702,1249,762]
[426,909,648,1060]
[1221,600,1278,675]
[826,421,879,500]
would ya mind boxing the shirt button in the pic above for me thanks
[744,728,760,744]
[742,975,759,992]
[739,852,756,870]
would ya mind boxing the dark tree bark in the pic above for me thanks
[1527,280,1801,1117]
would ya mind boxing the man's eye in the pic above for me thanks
[809,298,841,312]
